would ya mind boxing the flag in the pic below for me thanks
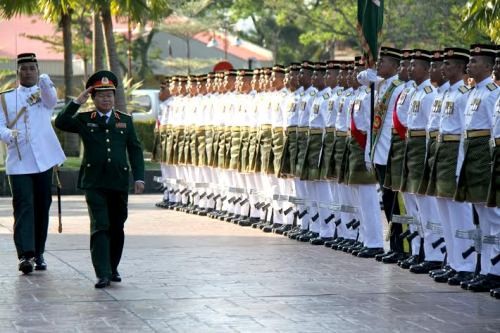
[357,0,384,67]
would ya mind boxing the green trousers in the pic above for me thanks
[9,168,53,259]
[85,188,128,279]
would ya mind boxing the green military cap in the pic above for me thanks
[411,49,432,62]
[86,70,118,91]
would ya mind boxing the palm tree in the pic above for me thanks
[461,0,500,43]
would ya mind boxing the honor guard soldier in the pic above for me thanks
[426,48,477,284]
[455,44,500,292]
[357,47,405,261]
[55,70,145,288]
[0,53,66,274]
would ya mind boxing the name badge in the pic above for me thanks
[116,122,127,128]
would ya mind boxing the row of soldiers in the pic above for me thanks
[152,44,500,299]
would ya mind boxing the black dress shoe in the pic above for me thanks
[399,255,419,269]
[310,237,333,246]
[432,269,456,283]
[375,250,393,262]
[351,246,367,256]
[324,237,343,248]
[34,255,47,271]
[18,257,34,275]
[445,271,473,285]
[490,287,500,298]
[332,239,354,250]
[460,274,485,289]
[273,224,292,234]
[382,252,408,264]
[409,261,443,274]
[467,274,500,292]
[429,265,451,277]
[357,247,384,258]
[95,277,110,288]
[263,223,281,233]
[298,231,319,242]
[111,273,122,282]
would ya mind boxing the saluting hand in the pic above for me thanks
[75,87,94,105]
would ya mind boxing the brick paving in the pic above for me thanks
[0,194,499,333]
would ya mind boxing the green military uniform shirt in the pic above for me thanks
[55,101,145,192]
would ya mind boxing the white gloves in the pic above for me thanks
[356,68,378,86]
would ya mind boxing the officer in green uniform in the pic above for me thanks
[55,70,145,288]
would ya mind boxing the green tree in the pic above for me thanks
[461,0,500,43]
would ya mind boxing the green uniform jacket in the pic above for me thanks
[55,101,145,192]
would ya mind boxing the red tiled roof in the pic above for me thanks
[0,15,63,61]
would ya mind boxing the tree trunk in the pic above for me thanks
[93,11,105,72]
[61,12,80,157]
[101,5,127,113]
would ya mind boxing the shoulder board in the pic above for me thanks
[391,79,403,87]
[424,86,433,94]
[412,82,417,88]
[322,93,330,100]
[458,85,470,94]
[486,83,498,91]
[116,110,131,117]
[310,91,316,97]
[0,88,14,95]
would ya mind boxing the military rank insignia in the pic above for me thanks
[444,101,454,115]
[432,100,442,113]
[424,86,433,94]
[116,122,127,128]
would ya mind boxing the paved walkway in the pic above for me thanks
[0,194,499,333]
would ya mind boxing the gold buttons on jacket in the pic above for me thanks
[107,158,111,162]
[107,148,111,152]
[106,138,110,143]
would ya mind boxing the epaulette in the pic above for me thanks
[323,93,330,100]
[486,83,498,91]
[116,110,131,117]
[0,88,14,95]
[458,85,471,94]
[424,86,433,94]
[392,79,403,87]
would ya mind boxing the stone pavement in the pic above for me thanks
[0,194,499,333]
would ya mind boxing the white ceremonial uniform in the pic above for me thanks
[405,78,439,261]
[0,75,65,174]
[461,77,500,276]
[434,79,475,273]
